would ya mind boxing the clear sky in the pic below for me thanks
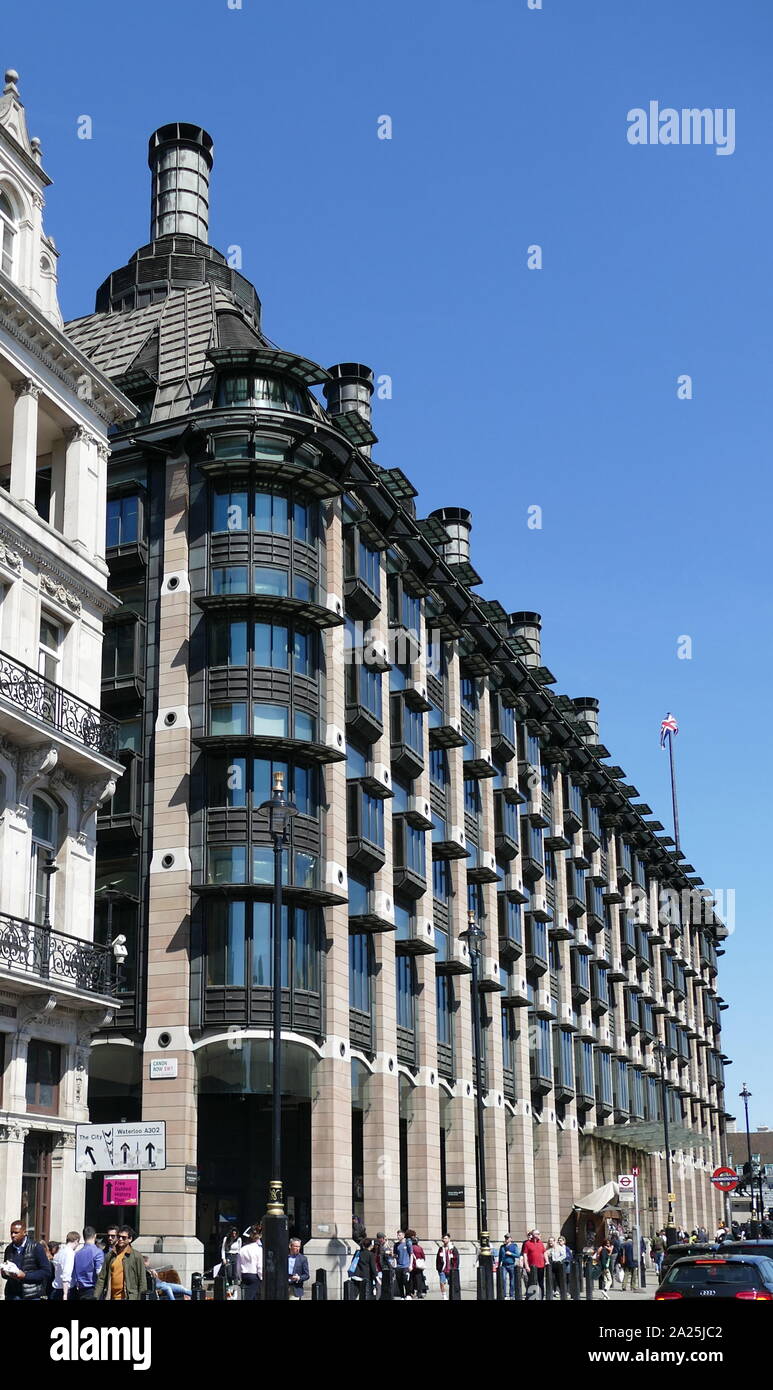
[5,0,770,1128]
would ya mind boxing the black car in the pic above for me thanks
[655,1254,773,1300]
[718,1239,773,1259]
[661,1242,718,1274]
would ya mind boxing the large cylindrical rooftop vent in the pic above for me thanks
[323,363,375,421]
[148,123,214,243]
[571,696,600,743]
[429,507,472,566]
[507,611,542,667]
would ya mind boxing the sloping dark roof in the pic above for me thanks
[216,307,264,350]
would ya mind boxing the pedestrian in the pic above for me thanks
[596,1239,613,1299]
[142,1258,192,1300]
[620,1233,637,1292]
[522,1229,548,1299]
[51,1231,81,1301]
[497,1233,520,1300]
[101,1225,119,1255]
[697,1225,707,1243]
[95,1225,145,1301]
[348,1237,379,1300]
[236,1224,263,1300]
[547,1235,568,1298]
[220,1225,242,1283]
[394,1229,413,1299]
[288,1238,309,1299]
[1,1221,52,1301]
[70,1227,104,1301]
[436,1234,459,1301]
[405,1228,427,1298]
[650,1230,665,1277]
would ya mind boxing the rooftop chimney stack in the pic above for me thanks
[507,611,542,668]
[571,697,600,745]
[148,122,214,243]
[323,363,375,455]
[429,507,472,565]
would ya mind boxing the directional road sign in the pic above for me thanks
[75,1122,166,1173]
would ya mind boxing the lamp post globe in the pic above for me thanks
[258,770,298,1300]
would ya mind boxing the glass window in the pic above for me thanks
[206,901,246,986]
[349,932,372,1013]
[293,907,318,990]
[436,975,452,1045]
[254,567,289,596]
[293,629,311,677]
[348,872,372,917]
[294,710,316,741]
[293,500,312,544]
[461,677,477,713]
[38,613,61,684]
[208,755,247,807]
[118,719,142,753]
[391,778,409,815]
[210,617,248,667]
[0,189,16,277]
[293,575,315,602]
[361,666,382,720]
[106,494,140,547]
[254,491,288,535]
[208,845,247,885]
[213,487,249,533]
[402,591,420,635]
[254,621,289,670]
[212,566,248,595]
[396,955,415,1030]
[253,704,289,737]
[358,539,380,594]
[403,824,426,877]
[30,794,56,926]
[211,702,247,736]
[213,434,249,459]
[394,901,412,941]
[429,747,448,788]
[361,792,384,846]
[433,858,451,902]
[346,743,368,780]
[25,1039,61,1113]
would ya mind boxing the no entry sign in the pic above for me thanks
[711,1166,739,1192]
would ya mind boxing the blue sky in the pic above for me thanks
[5,0,770,1127]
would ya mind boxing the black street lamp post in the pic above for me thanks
[259,770,298,1300]
[460,908,494,1300]
[656,1039,678,1246]
[740,1083,756,1222]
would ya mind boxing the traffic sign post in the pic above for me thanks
[75,1122,166,1173]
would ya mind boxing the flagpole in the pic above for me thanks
[667,730,681,854]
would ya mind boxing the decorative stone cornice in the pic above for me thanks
[0,538,22,574]
[0,1122,31,1144]
[0,521,117,616]
[39,570,81,615]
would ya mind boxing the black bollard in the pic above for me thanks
[311,1268,327,1301]
[513,1262,523,1300]
[343,1279,357,1301]
[496,1263,505,1301]
[584,1257,594,1301]
[570,1258,581,1301]
[449,1266,462,1301]
[380,1267,394,1300]
[191,1272,205,1302]
[545,1262,553,1301]
[213,1273,227,1302]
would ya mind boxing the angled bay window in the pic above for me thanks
[347,783,386,872]
[565,862,587,917]
[349,932,373,1051]
[203,899,321,1032]
[563,777,583,832]
[396,953,417,1049]
[498,894,523,956]
[206,755,319,889]
[345,618,383,742]
[520,815,544,878]
[390,694,424,779]
[436,974,454,1077]
[393,818,427,898]
[574,1040,595,1106]
[491,695,517,760]
[494,790,519,860]
[102,616,145,691]
[530,1016,552,1092]
[554,1027,575,1100]
[217,373,312,416]
[344,525,382,617]
[595,1049,613,1116]
[106,493,142,549]
[613,1058,629,1119]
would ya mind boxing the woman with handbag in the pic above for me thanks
[405,1229,427,1299]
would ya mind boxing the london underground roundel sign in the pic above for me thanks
[711,1166,739,1192]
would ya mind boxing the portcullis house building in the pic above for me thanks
[65,122,731,1286]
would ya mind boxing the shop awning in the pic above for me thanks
[573,1181,620,1213]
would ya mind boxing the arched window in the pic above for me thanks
[30,793,57,925]
[0,190,17,279]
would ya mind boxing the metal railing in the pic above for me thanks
[0,650,119,759]
[0,910,114,995]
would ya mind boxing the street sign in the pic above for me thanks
[75,1122,166,1173]
[618,1173,635,1203]
[446,1186,465,1207]
[711,1166,739,1193]
[631,1166,639,1177]
[149,1057,178,1080]
[103,1175,139,1206]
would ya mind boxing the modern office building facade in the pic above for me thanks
[0,70,132,1256]
[65,121,731,1285]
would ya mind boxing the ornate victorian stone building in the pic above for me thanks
[65,121,731,1287]
[0,69,132,1257]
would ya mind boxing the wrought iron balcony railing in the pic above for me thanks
[0,651,120,760]
[0,911,115,996]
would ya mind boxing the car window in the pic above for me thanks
[667,1262,761,1286]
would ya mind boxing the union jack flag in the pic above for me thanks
[660,712,679,748]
